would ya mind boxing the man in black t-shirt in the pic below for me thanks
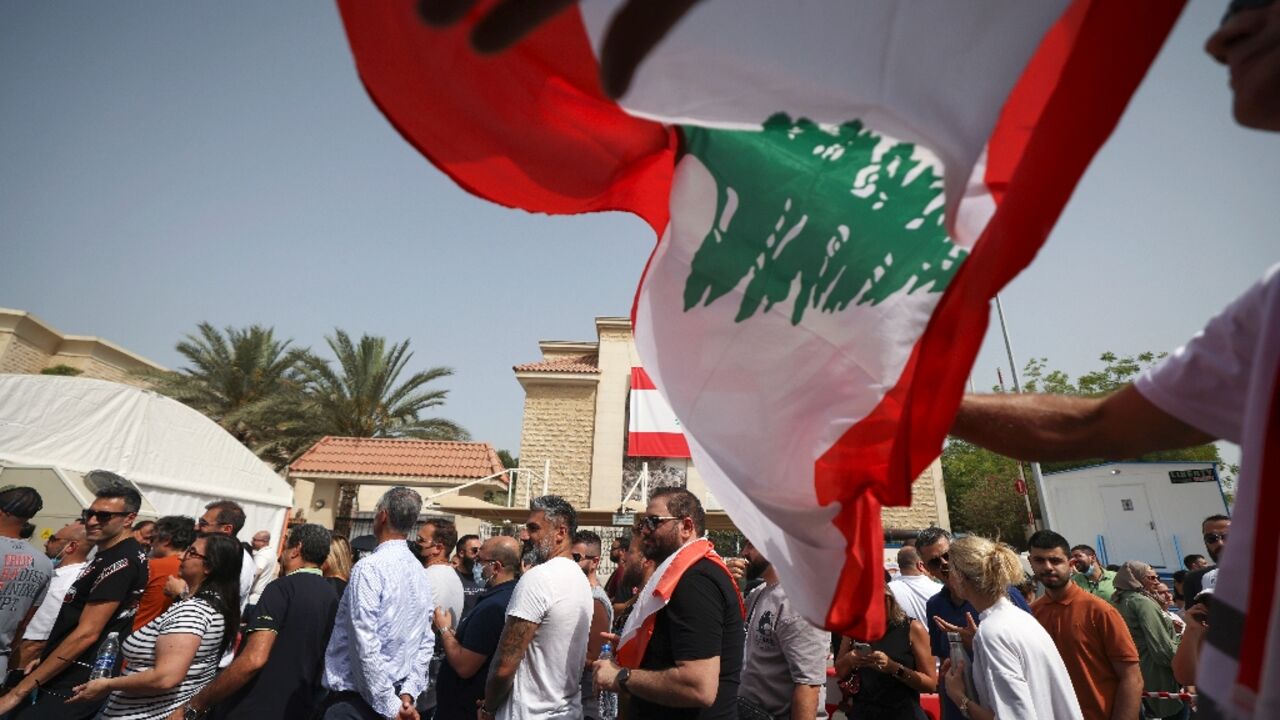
[455,534,484,618]
[434,535,520,720]
[2,474,149,720]
[189,523,339,720]
[594,488,743,720]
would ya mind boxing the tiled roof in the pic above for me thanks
[290,436,507,482]
[513,353,600,374]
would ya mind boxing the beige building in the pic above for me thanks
[289,436,510,537]
[514,316,950,532]
[0,308,164,384]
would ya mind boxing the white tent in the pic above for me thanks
[0,375,293,540]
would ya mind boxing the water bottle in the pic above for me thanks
[947,632,975,700]
[89,632,120,680]
[597,642,618,720]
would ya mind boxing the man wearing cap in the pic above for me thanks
[0,486,53,677]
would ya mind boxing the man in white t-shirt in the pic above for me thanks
[416,517,465,716]
[887,545,941,626]
[481,495,592,720]
[15,522,87,667]
[245,530,278,619]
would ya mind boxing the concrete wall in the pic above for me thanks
[516,381,598,508]
[0,309,163,384]
[881,457,951,532]
[588,319,633,509]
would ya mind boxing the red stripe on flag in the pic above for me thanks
[336,0,676,234]
[1237,361,1280,694]
[631,367,657,390]
[814,0,1184,636]
[627,431,691,458]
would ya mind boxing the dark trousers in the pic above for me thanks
[319,691,389,720]
[10,668,102,720]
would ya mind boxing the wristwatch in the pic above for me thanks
[958,695,972,719]
[893,663,910,680]
[616,667,632,692]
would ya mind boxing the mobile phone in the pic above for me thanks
[853,642,872,656]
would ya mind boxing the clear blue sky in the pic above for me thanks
[3,2,1275,465]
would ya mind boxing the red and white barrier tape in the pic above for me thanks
[1141,691,1196,700]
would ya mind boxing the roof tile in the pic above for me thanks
[289,436,507,482]
[513,353,599,374]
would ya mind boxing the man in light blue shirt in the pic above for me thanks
[321,487,435,720]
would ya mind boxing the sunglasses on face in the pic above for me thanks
[925,551,950,571]
[638,514,680,532]
[81,510,130,524]
[1204,532,1228,544]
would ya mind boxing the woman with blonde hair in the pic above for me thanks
[834,583,936,719]
[940,536,1081,720]
[322,534,353,598]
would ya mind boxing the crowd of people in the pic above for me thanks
[0,471,1234,720]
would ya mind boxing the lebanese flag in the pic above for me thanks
[338,0,1183,637]
[628,367,690,458]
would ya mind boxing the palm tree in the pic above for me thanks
[143,323,314,467]
[298,329,469,441]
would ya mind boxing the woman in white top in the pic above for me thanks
[67,533,241,720]
[940,536,1082,720]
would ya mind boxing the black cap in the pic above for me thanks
[0,486,43,520]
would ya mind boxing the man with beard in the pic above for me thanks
[735,541,828,719]
[481,496,592,720]
[455,534,484,617]
[593,488,744,720]
[1029,531,1141,720]
[573,530,614,720]
[434,536,520,720]
[1182,514,1229,603]
[1070,544,1118,601]
[612,532,654,634]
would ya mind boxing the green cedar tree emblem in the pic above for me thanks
[680,114,967,325]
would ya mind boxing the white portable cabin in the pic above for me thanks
[0,375,293,544]
[1041,460,1229,572]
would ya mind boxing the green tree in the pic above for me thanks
[40,364,83,376]
[297,329,469,442]
[143,323,313,468]
[497,449,518,469]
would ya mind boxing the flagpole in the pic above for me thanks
[994,295,1051,530]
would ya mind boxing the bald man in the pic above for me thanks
[245,530,278,620]
[433,536,521,720]
[887,545,941,625]
[15,523,89,666]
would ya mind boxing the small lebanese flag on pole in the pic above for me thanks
[628,367,690,458]
[336,0,1183,638]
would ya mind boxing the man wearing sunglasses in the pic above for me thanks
[3,475,148,720]
[1182,514,1230,606]
[593,487,744,720]
[916,527,1031,720]
[414,518,464,718]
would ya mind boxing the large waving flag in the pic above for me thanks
[337,0,1183,637]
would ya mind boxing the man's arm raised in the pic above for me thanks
[951,385,1213,461]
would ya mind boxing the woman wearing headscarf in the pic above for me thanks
[1112,560,1186,720]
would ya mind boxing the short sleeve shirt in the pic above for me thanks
[1032,582,1138,720]
[103,597,225,719]
[211,570,339,720]
[739,581,829,718]
[499,557,593,720]
[435,580,517,720]
[42,537,148,682]
[0,538,53,671]
[927,584,1031,720]
[633,558,745,720]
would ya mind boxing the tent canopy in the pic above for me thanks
[0,375,293,540]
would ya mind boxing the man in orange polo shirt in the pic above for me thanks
[1028,530,1142,720]
[132,515,195,630]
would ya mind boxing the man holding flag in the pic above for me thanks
[593,488,743,719]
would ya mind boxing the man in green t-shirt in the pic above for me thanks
[1070,544,1117,600]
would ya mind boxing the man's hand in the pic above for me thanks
[592,657,622,693]
[724,557,747,587]
[163,575,189,599]
[933,612,978,651]
[397,693,419,720]
[941,659,966,706]
[69,678,113,704]
[417,0,703,98]
[433,606,455,633]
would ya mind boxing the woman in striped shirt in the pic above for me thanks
[68,533,242,719]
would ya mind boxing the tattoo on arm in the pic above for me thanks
[485,617,539,709]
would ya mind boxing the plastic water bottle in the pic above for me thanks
[597,642,618,720]
[947,631,975,700]
[89,632,120,680]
